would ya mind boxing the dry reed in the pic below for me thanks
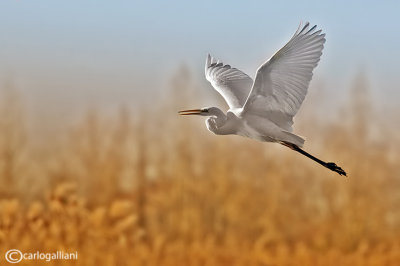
[0,70,399,265]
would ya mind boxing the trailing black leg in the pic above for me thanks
[280,142,347,176]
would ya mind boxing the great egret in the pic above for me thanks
[179,22,346,176]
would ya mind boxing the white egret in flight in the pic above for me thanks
[179,22,346,176]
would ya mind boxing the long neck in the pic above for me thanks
[211,108,227,127]
[206,108,232,135]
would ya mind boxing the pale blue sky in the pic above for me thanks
[0,1,399,118]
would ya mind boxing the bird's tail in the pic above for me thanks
[281,131,305,148]
[281,141,347,176]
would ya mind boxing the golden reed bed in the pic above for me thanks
[0,75,399,265]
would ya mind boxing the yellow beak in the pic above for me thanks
[178,109,203,115]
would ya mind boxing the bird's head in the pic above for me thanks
[179,107,227,134]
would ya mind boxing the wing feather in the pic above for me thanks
[242,22,325,131]
[205,54,253,109]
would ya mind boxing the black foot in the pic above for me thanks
[325,162,347,176]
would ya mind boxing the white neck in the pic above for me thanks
[205,108,232,135]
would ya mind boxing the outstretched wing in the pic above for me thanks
[243,22,325,130]
[205,54,253,109]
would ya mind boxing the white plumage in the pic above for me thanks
[205,55,253,109]
[180,22,346,176]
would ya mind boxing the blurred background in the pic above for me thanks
[0,1,399,265]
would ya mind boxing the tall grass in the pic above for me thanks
[0,70,399,265]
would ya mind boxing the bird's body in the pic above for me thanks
[205,109,304,146]
[179,22,346,176]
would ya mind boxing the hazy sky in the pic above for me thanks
[0,1,399,119]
